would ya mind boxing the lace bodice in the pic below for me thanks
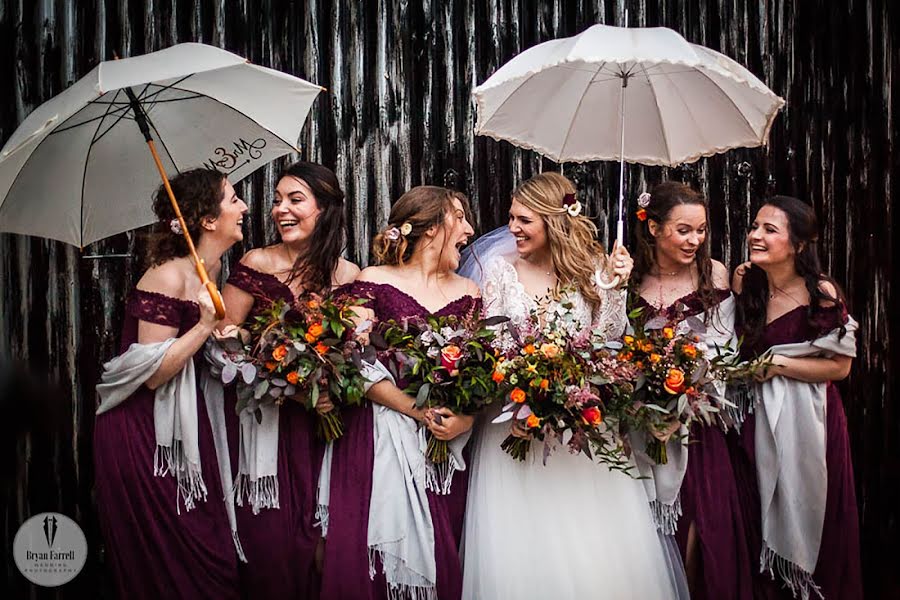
[480,256,627,346]
[226,262,296,321]
[340,280,482,322]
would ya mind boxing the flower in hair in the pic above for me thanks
[385,227,401,241]
[637,192,651,208]
[399,222,413,236]
[169,218,184,235]
[636,208,648,221]
[562,193,582,217]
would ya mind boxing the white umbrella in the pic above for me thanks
[0,42,322,317]
[0,42,321,248]
[473,23,785,284]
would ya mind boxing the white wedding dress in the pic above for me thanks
[460,254,680,600]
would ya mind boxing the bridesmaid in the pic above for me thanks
[629,182,752,600]
[94,168,247,599]
[219,161,359,599]
[731,196,862,599]
[320,186,479,600]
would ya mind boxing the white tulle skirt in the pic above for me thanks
[460,408,681,600]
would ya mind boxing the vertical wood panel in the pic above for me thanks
[1,1,897,596]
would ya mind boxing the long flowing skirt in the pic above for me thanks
[460,409,678,600]
[728,384,863,599]
[94,384,240,600]
[319,403,468,600]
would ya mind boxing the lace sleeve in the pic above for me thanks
[126,289,187,328]
[591,283,628,341]
[480,257,515,319]
[337,281,379,310]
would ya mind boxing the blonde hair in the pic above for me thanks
[513,172,608,307]
[372,186,470,266]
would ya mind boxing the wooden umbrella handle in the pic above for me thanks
[146,139,226,319]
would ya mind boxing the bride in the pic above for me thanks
[459,172,682,599]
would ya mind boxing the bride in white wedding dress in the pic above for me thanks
[459,172,682,600]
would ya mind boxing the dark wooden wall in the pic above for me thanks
[1,1,897,597]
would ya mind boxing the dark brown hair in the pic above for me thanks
[737,195,845,344]
[631,181,720,318]
[278,162,348,294]
[146,168,226,267]
[372,186,470,266]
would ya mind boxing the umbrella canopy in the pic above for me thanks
[473,23,784,166]
[0,42,322,247]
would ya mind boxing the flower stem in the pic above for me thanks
[500,434,531,461]
[317,411,344,442]
[646,438,668,464]
[427,434,449,464]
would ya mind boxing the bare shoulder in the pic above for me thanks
[731,261,751,294]
[240,246,277,272]
[334,258,362,286]
[136,259,188,299]
[355,265,393,284]
[817,279,839,307]
[711,259,730,289]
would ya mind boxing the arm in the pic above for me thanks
[763,354,852,383]
[366,380,426,422]
[142,285,222,390]
[219,283,255,330]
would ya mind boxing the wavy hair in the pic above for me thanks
[737,195,845,344]
[278,162,348,294]
[630,181,719,320]
[512,172,607,308]
[372,186,470,266]
[146,168,226,267]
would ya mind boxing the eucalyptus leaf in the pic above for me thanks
[221,362,237,385]
[241,362,257,384]
[491,411,514,424]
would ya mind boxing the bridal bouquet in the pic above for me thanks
[490,293,630,470]
[608,309,767,464]
[216,294,369,441]
[371,311,507,464]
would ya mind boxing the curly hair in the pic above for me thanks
[511,172,607,308]
[630,181,720,320]
[278,162,348,294]
[737,195,845,345]
[372,186,470,266]
[145,168,226,267]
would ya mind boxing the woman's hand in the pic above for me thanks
[198,287,225,329]
[315,391,335,415]
[509,419,533,440]
[609,241,634,285]
[754,354,787,382]
[425,407,474,441]
[650,417,682,443]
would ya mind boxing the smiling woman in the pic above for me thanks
[216,161,359,599]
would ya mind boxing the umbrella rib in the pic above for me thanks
[692,68,758,140]
[638,63,675,164]
[80,89,124,247]
[49,102,134,135]
[558,61,608,159]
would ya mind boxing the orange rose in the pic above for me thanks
[265,361,278,372]
[526,414,541,429]
[649,353,662,364]
[664,368,686,394]
[306,299,320,310]
[286,371,300,385]
[682,344,697,359]
[510,387,526,404]
[623,335,635,345]
[440,344,463,376]
[539,343,560,359]
[491,370,505,383]
[581,406,602,426]
[523,343,536,355]
[635,361,645,370]
[272,344,288,361]
[640,340,654,352]
[662,327,675,340]
[539,378,550,390]
[315,342,328,355]
[308,322,324,338]
[617,351,634,362]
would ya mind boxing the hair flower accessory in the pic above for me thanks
[385,226,401,241]
[399,222,413,236]
[169,218,184,235]
[562,193,582,217]
[637,192,652,208]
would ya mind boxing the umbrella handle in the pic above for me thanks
[596,220,625,290]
